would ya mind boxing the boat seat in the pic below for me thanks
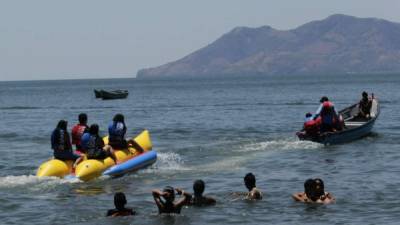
[345,121,366,127]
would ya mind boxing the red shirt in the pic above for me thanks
[71,124,88,146]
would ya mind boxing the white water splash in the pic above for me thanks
[237,139,321,152]
[0,175,79,189]
[141,152,189,174]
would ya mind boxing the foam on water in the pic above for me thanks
[141,152,188,174]
[236,138,321,152]
[0,175,80,190]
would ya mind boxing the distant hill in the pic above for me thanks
[137,14,400,78]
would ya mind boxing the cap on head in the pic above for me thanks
[114,192,127,210]
[320,96,329,103]
[78,113,87,124]
[244,173,256,190]
[193,180,205,196]
[89,124,99,135]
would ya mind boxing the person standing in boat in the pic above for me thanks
[51,120,83,167]
[357,91,372,119]
[84,124,117,163]
[108,114,144,152]
[71,113,89,153]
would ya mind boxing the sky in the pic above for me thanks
[0,0,399,81]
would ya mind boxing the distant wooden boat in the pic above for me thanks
[94,89,102,98]
[94,89,129,100]
[297,98,380,145]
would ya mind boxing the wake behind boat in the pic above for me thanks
[297,97,380,145]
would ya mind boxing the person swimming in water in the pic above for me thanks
[244,173,262,200]
[152,186,191,214]
[107,192,135,217]
[292,178,335,204]
[187,180,216,206]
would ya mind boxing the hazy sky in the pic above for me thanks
[1,0,399,81]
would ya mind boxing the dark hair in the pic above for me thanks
[56,120,68,130]
[314,178,325,197]
[193,180,205,196]
[362,91,368,98]
[305,112,312,118]
[304,179,315,199]
[78,113,87,124]
[114,192,127,210]
[244,173,256,190]
[320,96,329,103]
[113,114,125,123]
[89,124,99,135]
[163,186,175,202]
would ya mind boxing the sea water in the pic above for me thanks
[0,74,399,224]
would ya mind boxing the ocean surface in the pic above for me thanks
[0,74,399,225]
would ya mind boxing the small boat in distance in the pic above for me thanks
[94,89,129,100]
[297,97,380,145]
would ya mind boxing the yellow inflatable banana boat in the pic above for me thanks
[37,130,155,181]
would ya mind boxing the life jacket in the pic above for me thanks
[51,128,71,152]
[108,122,126,143]
[304,118,320,136]
[320,101,337,125]
[86,134,104,157]
[71,124,88,146]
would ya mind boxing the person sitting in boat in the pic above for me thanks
[108,114,144,152]
[84,124,117,163]
[244,173,262,200]
[71,113,89,153]
[303,112,321,138]
[107,192,135,217]
[51,120,83,167]
[152,186,191,214]
[187,180,216,206]
[318,101,341,133]
[357,91,372,119]
[108,114,127,149]
[292,178,335,204]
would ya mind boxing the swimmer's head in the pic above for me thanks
[314,178,325,197]
[304,179,315,200]
[244,173,256,191]
[305,112,312,118]
[193,180,205,197]
[114,192,127,210]
[163,186,175,203]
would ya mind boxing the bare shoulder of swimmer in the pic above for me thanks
[292,192,307,202]
[322,192,335,204]
[248,188,262,200]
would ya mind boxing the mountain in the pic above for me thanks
[137,14,400,78]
